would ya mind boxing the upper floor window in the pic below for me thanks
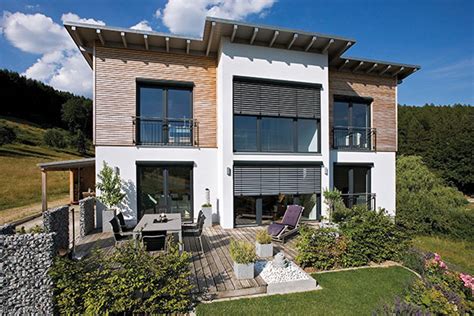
[233,77,321,153]
[136,82,194,146]
[333,96,375,150]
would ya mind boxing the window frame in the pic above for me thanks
[136,80,193,145]
[333,96,372,129]
[233,114,321,153]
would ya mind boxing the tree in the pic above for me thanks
[0,123,16,145]
[96,162,126,209]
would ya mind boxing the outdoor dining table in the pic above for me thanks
[133,213,183,251]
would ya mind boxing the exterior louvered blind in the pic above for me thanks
[233,78,321,118]
[234,165,321,196]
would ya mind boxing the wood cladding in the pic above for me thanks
[329,71,398,152]
[94,46,217,147]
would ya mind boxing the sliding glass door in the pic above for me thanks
[137,164,193,221]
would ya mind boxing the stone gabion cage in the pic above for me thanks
[80,197,96,237]
[43,205,69,251]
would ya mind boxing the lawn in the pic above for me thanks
[0,117,88,217]
[196,266,416,316]
[413,235,474,274]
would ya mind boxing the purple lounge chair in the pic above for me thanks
[267,205,304,243]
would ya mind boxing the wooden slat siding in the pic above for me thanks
[95,46,217,147]
[329,70,398,152]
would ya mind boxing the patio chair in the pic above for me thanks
[141,230,168,252]
[109,217,133,246]
[182,211,206,253]
[267,205,304,243]
[181,210,204,230]
[116,212,133,232]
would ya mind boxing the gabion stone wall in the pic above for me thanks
[43,205,69,251]
[80,197,96,237]
[0,232,56,315]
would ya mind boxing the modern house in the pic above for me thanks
[65,17,419,229]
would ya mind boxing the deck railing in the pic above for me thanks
[333,126,376,151]
[340,193,376,210]
[133,117,198,146]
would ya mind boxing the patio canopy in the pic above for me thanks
[38,158,96,211]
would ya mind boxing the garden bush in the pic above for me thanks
[396,156,472,240]
[295,226,347,270]
[255,229,272,244]
[0,123,16,145]
[50,241,194,314]
[229,240,257,264]
[295,209,408,270]
[43,128,69,148]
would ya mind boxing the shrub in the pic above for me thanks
[340,208,409,267]
[0,123,16,145]
[295,225,347,270]
[400,247,426,276]
[323,188,348,222]
[96,162,126,209]
[255,229,272,244]
[50,241,194,314]
[43,128,68,148]
[396,156,471,240]
[229,240,257,264]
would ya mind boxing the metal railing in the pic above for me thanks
[133,117,198,146]
[340,193,376,210]
[333,126,376,151]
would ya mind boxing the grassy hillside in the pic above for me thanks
[0,116,89,213]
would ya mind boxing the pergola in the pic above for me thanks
[37,158,96,212]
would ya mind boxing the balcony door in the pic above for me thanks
[333,165,373,208]
[137,164,193,222]
[333,98,371,149]
[137,82,193,145]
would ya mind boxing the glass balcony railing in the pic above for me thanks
[133,117,198,146]
[333,126,376,151]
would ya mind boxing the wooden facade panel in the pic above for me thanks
[95,46,217,147]
[328,70,397,152]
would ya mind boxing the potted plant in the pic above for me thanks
[201,188,213,227]
[96,162,126,232]
[229,240,257,279]
[255,229,273,257]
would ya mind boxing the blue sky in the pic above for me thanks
[0,0,473,105]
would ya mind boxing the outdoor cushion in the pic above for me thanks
[268,223,286,236]
[281,205,303,227]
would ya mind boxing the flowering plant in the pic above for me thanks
[460,273,474,297]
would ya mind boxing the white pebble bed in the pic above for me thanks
[255,260,311,284]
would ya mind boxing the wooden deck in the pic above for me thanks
[74,225,299,299]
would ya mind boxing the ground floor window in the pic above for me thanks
[234,194,320,226]
[333,164,374,209]
[137,164,193,221]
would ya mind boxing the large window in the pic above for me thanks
[333,97,373,150]
[234,115,319,153]
[137,164,193,221]
[333,164,374,209]
[137,82,193,145]
[233,77,321,153]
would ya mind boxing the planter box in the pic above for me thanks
[256,242,273,258]
[233,262,254,279]
[102,209,116,232]
[201,207,213,227]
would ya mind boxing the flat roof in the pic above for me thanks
[64,16,419,80]
[38,158,95,171]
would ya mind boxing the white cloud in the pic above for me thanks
[130,20,153,31]
[0,11,100,96]
[160,0,276,36]
[154,9,162,19]
[60,12,105,26]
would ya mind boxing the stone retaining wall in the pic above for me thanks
[0,232,56,315]
[43,205,69,251]
[80,197,96,237]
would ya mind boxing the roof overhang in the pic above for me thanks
[64,16,355,66]
[38,158,95,171]
[329,56,420,81]
[64,16,419,81]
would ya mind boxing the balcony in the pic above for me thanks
[341,193,376,210]
[133,117,198,146]
[332,126,376,151]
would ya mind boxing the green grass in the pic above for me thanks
[413,235,474,274]
[0,116,89,215]
[196,266,416,316]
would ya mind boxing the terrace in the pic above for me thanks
[75,225,301,299]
